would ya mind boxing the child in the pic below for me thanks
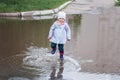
[48,11,71,61]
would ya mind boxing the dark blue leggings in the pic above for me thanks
[51,42,64,55]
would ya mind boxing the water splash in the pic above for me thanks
[22,46,81,79]
[8,46,120,80]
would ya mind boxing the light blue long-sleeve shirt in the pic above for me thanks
[48,21,71,44]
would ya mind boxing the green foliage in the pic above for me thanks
[115,0,120,6]
[0,0,69,12]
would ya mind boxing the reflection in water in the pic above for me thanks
[0,14,82,80]
[0,19,53,58]
[57,62,64,79]
[20,46,80,80]
[76,7,120,74]
[50,61,64,80]
[1,11,120,80]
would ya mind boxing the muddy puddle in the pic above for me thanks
[0,6,120,80]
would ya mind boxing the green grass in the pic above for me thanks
[0,0,70,12]
[115,0,120,6]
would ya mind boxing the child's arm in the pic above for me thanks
[48,23,55,40]
[65,23,71,41]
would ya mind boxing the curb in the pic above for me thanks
[0,1,73,17]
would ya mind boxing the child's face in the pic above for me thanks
[58,18,65,22]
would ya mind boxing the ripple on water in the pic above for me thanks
[8,46,120,80]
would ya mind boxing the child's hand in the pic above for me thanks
[48,37,51,40]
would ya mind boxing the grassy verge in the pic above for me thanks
[115,0,120,6]
[0,0,70,12]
